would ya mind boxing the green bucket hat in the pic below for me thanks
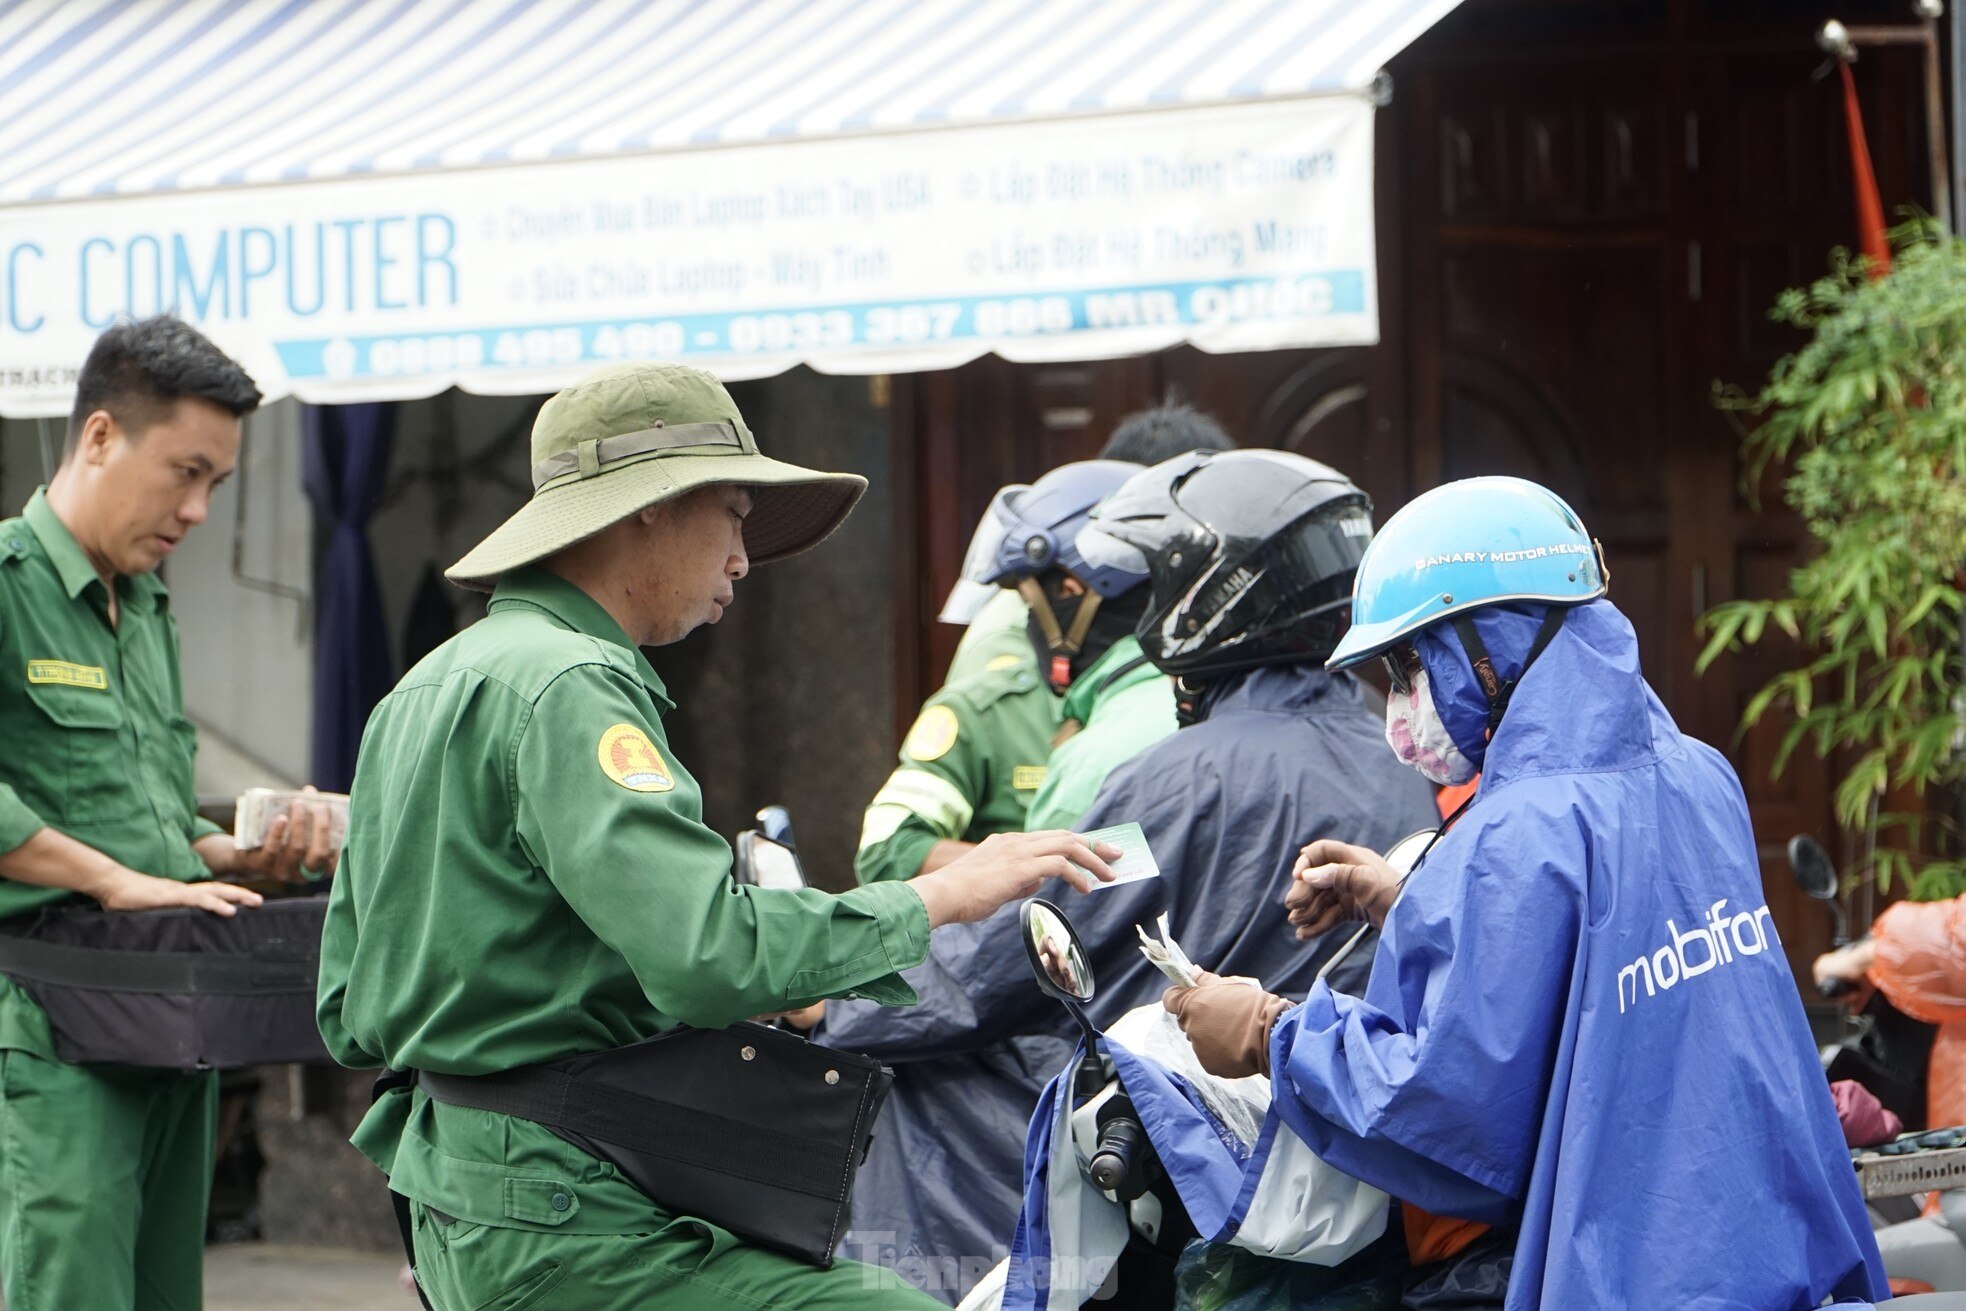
[447,362,867,589]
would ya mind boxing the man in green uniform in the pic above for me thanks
[0,315,331,1311]
[316,362,1116,1311]
[856,405,1232,889]
[978,460,1178,834]
[852,587,1057,885]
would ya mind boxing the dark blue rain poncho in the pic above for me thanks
[1269,600,1886,1310]
[823,664,1438,1303]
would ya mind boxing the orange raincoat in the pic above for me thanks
[1869,896,1966,1129]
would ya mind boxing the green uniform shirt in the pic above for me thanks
[1024,635,1177,832]
[945,587,1035,683]
[318,567,931,1234]
[0,489,222,1057]
[854,591,1058,885]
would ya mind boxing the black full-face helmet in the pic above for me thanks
[1079,449,1373,680]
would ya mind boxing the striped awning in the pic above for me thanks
[0,0,1460,207]
[0,0,1465,414]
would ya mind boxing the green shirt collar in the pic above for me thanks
[1062,634,1156,723]
[22,487,166,615]
[487,567,669,706]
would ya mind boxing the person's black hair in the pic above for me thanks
[66,315,262,455]
[1099,402,1236,465]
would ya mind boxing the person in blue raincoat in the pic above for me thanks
[1165,476,1887,1311]
[823,450,1437,1303]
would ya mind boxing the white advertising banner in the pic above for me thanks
[0,97,1377,416]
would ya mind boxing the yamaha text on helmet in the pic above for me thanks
[943,460,1149,691]
[1080,449,1373,684]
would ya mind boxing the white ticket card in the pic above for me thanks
[1079,822,1161,890]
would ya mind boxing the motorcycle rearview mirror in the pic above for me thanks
[756,805,796,851]
[1787,834,1849,946]
[1383,828,1436,878]
[1023,899,1100,1050]
[733,805,808,892]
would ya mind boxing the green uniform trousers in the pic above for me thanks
[411,1202,942,1311]
[0,1050,215,1311]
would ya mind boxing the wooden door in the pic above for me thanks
[888,0,1938,982]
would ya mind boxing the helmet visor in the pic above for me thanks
[1074,522,1150,577]
[959,486,1031,585]
[937,579,1000,626]
[940,485,1034,625]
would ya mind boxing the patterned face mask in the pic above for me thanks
[1384,663,1478,787]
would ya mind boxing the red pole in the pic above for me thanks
[1838,59,1893,277]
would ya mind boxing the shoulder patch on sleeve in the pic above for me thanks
[985,653,1022,672]
[598,723,675,792]
[943,663,1039,715]
[903,704,961,762]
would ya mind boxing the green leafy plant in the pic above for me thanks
[1697,220,1966,899]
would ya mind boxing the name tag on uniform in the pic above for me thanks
[1012,765,1047,791]
[27,660,106,690]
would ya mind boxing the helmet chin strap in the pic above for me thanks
[1449,608,1568,735]
[1173,675,1207,727]
[1018,576,1106,691]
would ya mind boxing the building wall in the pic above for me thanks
[169,399,315,794]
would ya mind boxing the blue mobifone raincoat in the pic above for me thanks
[824,664,1437,1302]
[1269,600,1886,1310]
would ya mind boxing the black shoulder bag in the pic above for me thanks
[411,1021,893,1267]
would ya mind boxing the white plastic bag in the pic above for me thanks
[1105,1002,1272,1151]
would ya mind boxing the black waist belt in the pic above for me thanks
[408,1021,893,1267]
[0,934,317,994]
[0,898,331,1070]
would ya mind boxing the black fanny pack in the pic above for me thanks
[0,896,332,1070]
[409,1021,893,1267]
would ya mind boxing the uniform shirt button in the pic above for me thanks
[550,1192,571,1212]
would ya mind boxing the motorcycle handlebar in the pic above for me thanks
[1088,1116,1146,1193]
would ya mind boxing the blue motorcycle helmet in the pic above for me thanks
[1328,476,1608,730]
[938,460,1149,691]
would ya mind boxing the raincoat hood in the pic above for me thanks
[1414,598,1655,783]
[1185,661,1354,726]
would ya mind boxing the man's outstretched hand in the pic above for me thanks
[910,830,1120,929]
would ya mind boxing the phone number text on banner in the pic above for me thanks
[0,97,1380,415]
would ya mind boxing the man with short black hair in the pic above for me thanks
[1098,399,1235,465]
[0,315,328,1311]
